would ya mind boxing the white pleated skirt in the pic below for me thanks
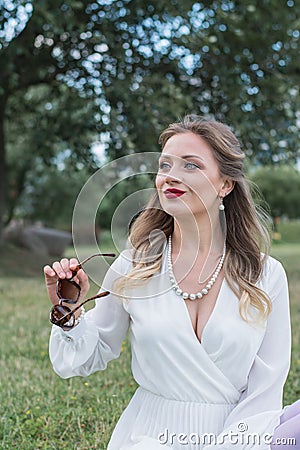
[108,387,237,450]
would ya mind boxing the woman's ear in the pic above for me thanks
[220,179,235,197]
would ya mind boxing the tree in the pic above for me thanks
[0,0,195,238]
[0,0,103,238]
[1,0,299,240]
[179,0,300,164]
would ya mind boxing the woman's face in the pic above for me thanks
[156,132,228,220]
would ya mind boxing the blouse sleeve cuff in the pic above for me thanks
[53,317,89,341]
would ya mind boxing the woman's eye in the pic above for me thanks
[158,161,171,170]
[185,162,200,170]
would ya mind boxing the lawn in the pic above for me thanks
[0,242,299,449]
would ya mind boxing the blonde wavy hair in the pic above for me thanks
[115,115,272,323]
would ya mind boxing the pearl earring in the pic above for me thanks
[219,196,225,211]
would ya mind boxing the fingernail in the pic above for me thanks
[67,271,72,278]
[59,272,65,278]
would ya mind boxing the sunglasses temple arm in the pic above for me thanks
[55,291,110,325]
[71,291,110,315]
[75,253,116,271]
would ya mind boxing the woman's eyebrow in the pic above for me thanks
[159,154,205,162]
[181,154,205,162]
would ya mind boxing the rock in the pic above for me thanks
[4,224,71,257]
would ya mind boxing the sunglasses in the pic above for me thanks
[49,252,115,329]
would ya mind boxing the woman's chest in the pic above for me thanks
[183,275,225,343]
[125,275,265,354]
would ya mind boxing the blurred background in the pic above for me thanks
[0,0,300,275]
[0,2,299,448]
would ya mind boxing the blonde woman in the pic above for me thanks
[44,115,298,449]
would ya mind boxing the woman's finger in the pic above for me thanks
[43,265,56,278]
[76,268,88,282]
[52,261,66,279]
[60,258,72,278]
[69,258,79,272]
[43,264,60,305]
[76,269,90,297]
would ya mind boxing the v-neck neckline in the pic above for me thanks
[178,276,226,346]
[161,243,226,346]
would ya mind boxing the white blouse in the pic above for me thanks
[49,247,291,450]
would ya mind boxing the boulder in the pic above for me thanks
[4,224,71,257]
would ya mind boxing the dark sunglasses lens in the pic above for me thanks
[50,305,74,328]
[57,279,80,302]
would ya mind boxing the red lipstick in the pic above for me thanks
[164,188,186,199]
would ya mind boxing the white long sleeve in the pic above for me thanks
[203,259,291,450]
[49,251,131,379]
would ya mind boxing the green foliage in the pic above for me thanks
[251,165,300,219]
[5,83,100,227]
[182,0,300,164]
[97,173,154,230]
[0,0,299,234]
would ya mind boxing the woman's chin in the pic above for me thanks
[159,196,210,220]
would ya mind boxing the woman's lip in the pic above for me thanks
[163,189,186,198]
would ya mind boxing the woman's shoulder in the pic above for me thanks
[101,249,133,292]
[260,252,288,288]
[109,249,133,276]
[261,253,285,274]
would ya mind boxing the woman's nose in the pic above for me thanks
[164,172,181,184]
[164,168,181,183]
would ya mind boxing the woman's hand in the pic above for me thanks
[43,258,90,306]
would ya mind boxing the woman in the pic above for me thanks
[44,115,298,449]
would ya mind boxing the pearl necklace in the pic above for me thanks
[167,235,226,301]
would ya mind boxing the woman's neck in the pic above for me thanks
[171,212,225,258]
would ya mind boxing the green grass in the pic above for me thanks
[0,242,299,449]
[0,240,136,450]
[0,276,137,449]
[271,245,300,406]
[277,220,300,244]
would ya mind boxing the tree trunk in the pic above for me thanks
[0,94,8,243]
[5,162,31,226]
